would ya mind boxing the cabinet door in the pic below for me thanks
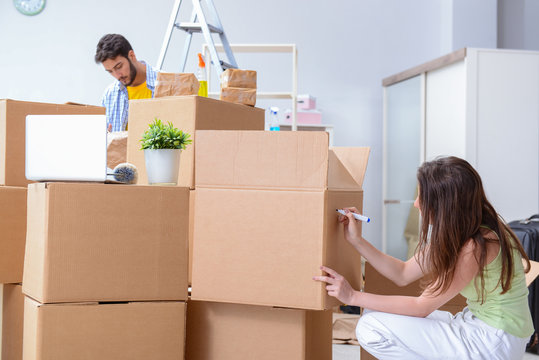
[383,75,423,260]
[425,60,466,161]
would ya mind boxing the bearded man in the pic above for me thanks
[95,34,158,132]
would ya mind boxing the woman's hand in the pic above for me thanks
[338,207,363,247]
[313,266,357,305]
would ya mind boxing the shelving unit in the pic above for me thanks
[202,43,298,129]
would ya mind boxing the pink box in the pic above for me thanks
[297,95,316,110]
[285,110,322,125]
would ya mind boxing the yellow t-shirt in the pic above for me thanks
[127,81,152,100]
[126,82,152,130]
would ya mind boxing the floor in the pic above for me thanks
[332,344,539,359]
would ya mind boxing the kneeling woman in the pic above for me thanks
[314,156,533,360]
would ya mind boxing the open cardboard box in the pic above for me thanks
[23,183,189,304]
[23,298,186,360]
[126,96,264,188]
[0,99,104,187]
[191,130,369,310]
[186,300,331,360]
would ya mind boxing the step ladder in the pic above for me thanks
[156,0,238,78]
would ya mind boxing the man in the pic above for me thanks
[95,34,158,132]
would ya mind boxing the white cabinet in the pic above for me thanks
[383,48,539,260]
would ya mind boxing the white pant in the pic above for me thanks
[356,308,529,360]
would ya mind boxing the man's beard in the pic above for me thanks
[122,58,138,86]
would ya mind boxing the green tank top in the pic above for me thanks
[460,242,534,338]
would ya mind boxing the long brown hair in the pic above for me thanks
[415,156,529,300]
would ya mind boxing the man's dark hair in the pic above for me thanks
[94,34,133,63]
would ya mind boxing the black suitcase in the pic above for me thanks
[509,215,539,352]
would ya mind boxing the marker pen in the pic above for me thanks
[336,209,371,223]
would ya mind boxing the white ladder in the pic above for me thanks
[156,0,238,78]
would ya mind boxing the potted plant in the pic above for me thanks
[140,118,192,185]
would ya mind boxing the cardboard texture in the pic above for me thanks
[0,187,26,284]
[2,284,24,360]
[192,131,370,310]
[220,87,257,106]
[23,298,186,360]
[220,69,257,89]
[106,131,128,169]
[186,300,331,360]
[0,99,105,187]
[188,189,195,285]
[155,72,199,97]
[23,183,189,303]
[126,96,264,188]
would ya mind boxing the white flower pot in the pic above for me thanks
[144,149,181,185]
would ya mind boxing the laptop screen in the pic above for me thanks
[25,114,107,182]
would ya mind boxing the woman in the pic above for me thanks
[314,156,533,359]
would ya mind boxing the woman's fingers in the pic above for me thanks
[320,265,341,279]
[312,275,335,284]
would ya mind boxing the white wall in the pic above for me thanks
[0,0,505,249]
[498,0,539,50]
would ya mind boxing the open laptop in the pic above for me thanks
[25,114,108,182]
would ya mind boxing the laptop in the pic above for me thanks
[25,114,108,182]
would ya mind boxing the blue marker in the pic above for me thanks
[336,209,371,223]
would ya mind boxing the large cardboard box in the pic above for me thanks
[191,131,370,310]
[0,187,26,283]
[126,96,265,188]
[0,99,105,187]
[2,284,24,360]
[23,183,189,303]
[23,298,186,360]
[186,300,331,360]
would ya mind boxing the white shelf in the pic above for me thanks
[208,91,293,99]
[203,43,298,129]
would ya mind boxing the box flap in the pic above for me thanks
[195,130,329,190]
[328,147,370,190]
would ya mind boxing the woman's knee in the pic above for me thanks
[356,311,388,347]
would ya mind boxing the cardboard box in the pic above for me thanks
[186,300,331,360]
[220,87,257,106]
[23,298,186,360]
[23,183,189,304]
[188,189,195,286]
[0,99,105,187]
[285,109,322,125]
[220,69,257,89]
[2,284,24,360]
[191,131,370,310]
[126,96,264,188]
[0,187,26,283]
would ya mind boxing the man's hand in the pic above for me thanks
[313,266,357,305]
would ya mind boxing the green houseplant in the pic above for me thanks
[140,118,192,185]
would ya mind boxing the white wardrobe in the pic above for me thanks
[383,48,539,260]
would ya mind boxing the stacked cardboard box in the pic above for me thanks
[219,69,257,106]
[187,130,369,358]
[22,183,189,359]
[0,187,26,360]
[0,99,105,360]
[126,95,265,285]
